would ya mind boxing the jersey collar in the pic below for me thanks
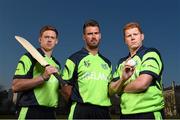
[37,48,46,57]
[81,47,100,56]
[128,45,145,58]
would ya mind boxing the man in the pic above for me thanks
[109,22,164,119]
[62,19,112,119]
[12,25,61,119]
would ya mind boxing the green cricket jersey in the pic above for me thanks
[113,46,164,114]
[13,48,61,108]
[62,48,112,106]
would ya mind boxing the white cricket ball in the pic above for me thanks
[126,59,136,67]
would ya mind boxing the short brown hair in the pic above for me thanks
[39,25,59,38]
[83,19,100,34]
[123,22,143,37]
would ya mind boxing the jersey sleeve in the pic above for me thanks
[107,65,113,83]
[62,59,76,83]
[140,50,163,79]
[13,55,33,79]
[112,65,121,82]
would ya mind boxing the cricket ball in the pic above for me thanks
[126,59,136,67]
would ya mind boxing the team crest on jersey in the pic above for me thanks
[84,60,90,67]
[101,64,108,70]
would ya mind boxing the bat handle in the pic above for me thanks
[53,73,67,86]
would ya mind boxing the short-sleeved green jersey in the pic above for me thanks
[13,48,61,108]
[62,48,112,106]
[113,46,164,114]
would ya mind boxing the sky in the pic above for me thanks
[0,0,179,89]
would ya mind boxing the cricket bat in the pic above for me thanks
[15,35,66,85]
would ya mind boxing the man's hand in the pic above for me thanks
[42,65,58,80]
[121,59,135,82]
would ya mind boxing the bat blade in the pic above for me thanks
[15,36,48,66]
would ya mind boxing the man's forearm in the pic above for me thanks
[12,76,44,92]
[109,78,125,96]
[123,74,152,93]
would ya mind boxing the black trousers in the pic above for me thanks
[18,106,56,119]
[73,103,111,119]
[120,109,164,119]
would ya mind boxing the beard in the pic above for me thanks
[87,40,100,49]
[88,45,98,49]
